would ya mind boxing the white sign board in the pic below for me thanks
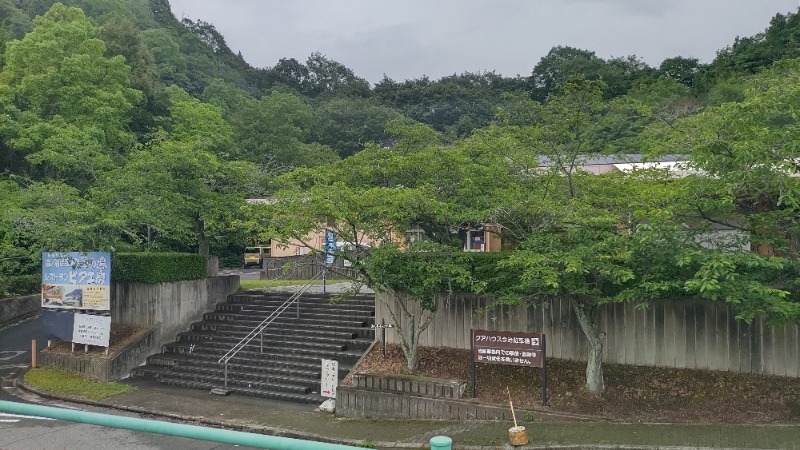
[72,313,111,347]
[321,358,339,398]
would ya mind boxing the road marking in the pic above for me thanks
[0,364,29,369]
[0,351,26,361]
[0,412,55,422]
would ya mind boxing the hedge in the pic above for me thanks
[111,253,207,284]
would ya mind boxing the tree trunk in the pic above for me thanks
[570,298,605,394]
[195,212,209,257]
[384,295,435,371]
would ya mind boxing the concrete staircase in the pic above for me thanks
[131,290,375,403]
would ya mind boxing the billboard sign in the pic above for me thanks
[42,252,111,311]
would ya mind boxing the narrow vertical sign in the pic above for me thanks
[321,358,338,398]
[323,230,336,267]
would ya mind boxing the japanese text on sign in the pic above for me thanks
[72,313,111,347]
[321,358,338,398]
[42,252,111,311]
[472,329,544,368]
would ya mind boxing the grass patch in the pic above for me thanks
[239,278,348,291]
[24,367,133,400]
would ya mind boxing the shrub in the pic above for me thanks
[0,275,40,298]
[111,253,206,284]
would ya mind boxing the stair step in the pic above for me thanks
[152,353,352,377]
[130,291,376,404]
[191,322,359,340]
[202,313,371,329]
[171,365,318,386]
[163,343,364,365]
[158,371,312,395]
[157,378,322,404]
[200,320,374,336]
[178,359,321,379]
[176,330,355,348]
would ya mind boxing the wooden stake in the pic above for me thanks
[507,386,518,427]
[31,340,36,369]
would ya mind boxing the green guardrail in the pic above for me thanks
[0,400,362,450]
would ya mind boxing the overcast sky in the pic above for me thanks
[168,0,799,84]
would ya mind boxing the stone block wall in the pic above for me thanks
[0,294,40,328]
[337,373,529,420]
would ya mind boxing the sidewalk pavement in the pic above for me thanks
[9,374,800,450]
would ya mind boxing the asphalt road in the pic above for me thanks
[218,267,261,280]
[0,315,47,394]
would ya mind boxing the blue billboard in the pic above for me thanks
[42,252,111,311]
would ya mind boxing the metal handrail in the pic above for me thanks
[218,271,324,387]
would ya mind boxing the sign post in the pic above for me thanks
[471,329,548,405]
[320,358,339,398]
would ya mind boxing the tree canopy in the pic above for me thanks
[3,3,800,402]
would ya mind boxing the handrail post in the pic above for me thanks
[260,329,263,353]
[224,362,228,387]
[296,294,300,319]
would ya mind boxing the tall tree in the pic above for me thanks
[93,140,256,255]
[0,2,140,189]
[311,96,406,158]
[232,91,337,168]
[529,46,651,102]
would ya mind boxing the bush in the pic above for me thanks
[111,253,207,284]
[0,275,40,298]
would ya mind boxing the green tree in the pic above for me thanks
[162,87,234,156]
[529,46,651,102]
[304,52,370,98]
[362,243,472,370]
[232,91,337,168]
[311,96,406,157]
[0,177,114,295]
[710,10,800,79]
[261,122,513,370]
[653,59,800,272]
[0,3,140,188]
[657,56,704,88]
[465,78,685,393]
[93,140,256,256]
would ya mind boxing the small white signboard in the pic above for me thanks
[321,358,339,398]
[72,313,111,347]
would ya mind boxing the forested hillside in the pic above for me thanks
[2,0,800,303]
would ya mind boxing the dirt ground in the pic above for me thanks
[354,343,800,424]
[43,324,148,357]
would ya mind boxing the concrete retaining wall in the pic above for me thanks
[39,325,160,381]
[375,292,800,378]
[0,294,40,328]
[37,275,239,380]
[109,275,239,351]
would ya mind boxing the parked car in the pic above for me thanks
[243,246,270,268]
